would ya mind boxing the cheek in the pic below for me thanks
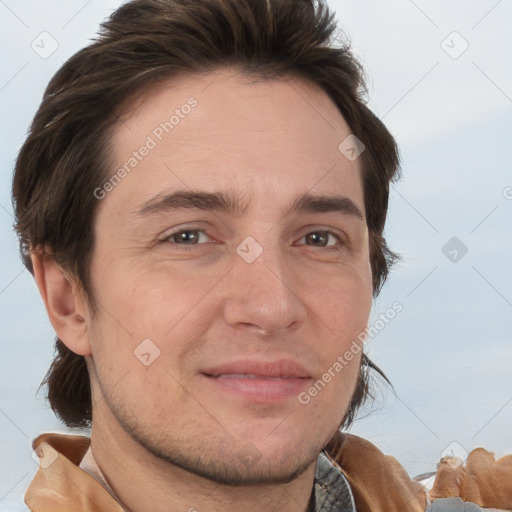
[88,307,188,413]
[307,266,372,335]
[304,268,372,405]
[86,263,218,395]
[90,257,216,337]
[298,235,373,328]
[298,351,362,434]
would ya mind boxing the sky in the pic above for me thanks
[1,0,511,510]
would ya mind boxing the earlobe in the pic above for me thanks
[30,252,92,356]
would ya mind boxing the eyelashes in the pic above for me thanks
[297,230,343,248]
[160,228,345,250]
[162,229,212,245]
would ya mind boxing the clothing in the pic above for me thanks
[25,431,512,512]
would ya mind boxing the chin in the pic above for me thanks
[130,420,323,486]
[162,445,319,486]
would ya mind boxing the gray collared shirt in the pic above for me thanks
[314,451,357,512]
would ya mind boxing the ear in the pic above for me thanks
[31,252,92,356]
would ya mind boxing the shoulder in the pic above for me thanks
[325,432,512,512]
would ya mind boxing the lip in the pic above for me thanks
[201,359,312,403]
[202,359,311,379]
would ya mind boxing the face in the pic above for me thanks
[86,69,373,484]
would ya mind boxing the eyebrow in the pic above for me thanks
[134,189,364,220]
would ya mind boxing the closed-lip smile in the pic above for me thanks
[201,359,312,402]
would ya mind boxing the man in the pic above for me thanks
[12,0,512,511]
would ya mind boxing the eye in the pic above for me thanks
[162,229,212,245]
[160,228,343,248]
[297,230,343,248]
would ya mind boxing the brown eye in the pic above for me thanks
[172,230,200,244]
[301,231,341,248]
[163,229,211,245]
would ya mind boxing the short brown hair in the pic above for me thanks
[13,0,399,429]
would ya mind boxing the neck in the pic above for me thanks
[89,412,317,512]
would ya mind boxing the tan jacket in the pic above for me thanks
[25,431,512,512]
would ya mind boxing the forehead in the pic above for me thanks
[105,69,363,214]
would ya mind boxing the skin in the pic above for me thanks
[33,69,373,512]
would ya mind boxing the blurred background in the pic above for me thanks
[1,0,511,510]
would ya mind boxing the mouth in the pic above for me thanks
[210,373,301,380]
[201,359,312,403]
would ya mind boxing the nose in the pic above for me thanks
[221,241,307,337]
